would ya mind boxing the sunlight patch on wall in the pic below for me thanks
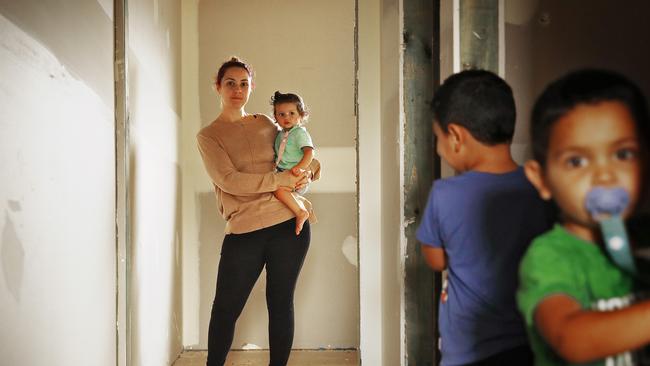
[309,147,356,194]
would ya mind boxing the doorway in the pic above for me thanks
[179,0,360,358]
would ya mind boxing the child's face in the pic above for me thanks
[274,102,302,130]
[526,101,642,240]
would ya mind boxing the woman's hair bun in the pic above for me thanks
[215,56,254,87]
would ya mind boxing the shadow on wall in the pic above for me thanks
[2,203,25,302]
[129,151,184,364]
[198,191,224,347]
[172,163,184,355]
[129,148,141,366]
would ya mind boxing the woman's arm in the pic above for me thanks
[308,157,321,181]
[535,294,650,363]
[197,133,302,195]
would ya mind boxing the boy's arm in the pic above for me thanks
[535,294,650,363]
[421,244,447,271]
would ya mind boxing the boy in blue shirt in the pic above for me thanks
[417,69,552,366]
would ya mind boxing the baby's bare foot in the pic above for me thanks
[295,210,309,235]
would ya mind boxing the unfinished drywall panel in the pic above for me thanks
[0,1,115,364]
[380,0,404,364]
[357,0,383,364]
[293,193,359,348]
[0,0,114,104]
[181,0,203,348]
[127,0,183,365]
[184,0,358,350]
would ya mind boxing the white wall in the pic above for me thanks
[358,0,383,364]
[0,1,115,365]
[181,0,203,348]
[379,0,404,364]
[127,0,184,365]
[182,0,359,351]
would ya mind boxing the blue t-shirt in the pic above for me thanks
[416,167,552,366]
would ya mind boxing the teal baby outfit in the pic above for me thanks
[274,125,314,171]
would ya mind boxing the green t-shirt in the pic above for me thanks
[274,125,314,171]
[517,224,635,366]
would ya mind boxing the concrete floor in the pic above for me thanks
[172,350,359,366]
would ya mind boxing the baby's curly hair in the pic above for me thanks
[270,91,309,122]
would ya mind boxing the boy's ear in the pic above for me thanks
[524,160,552,200]
[446,123,465,152]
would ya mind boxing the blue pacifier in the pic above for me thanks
[585,187,636,275]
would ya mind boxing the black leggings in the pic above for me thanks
[206,219,310,366]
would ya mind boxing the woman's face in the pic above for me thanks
[217,67,252,109]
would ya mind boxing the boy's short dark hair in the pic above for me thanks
[531,69,650,168]
[431,69,516,145]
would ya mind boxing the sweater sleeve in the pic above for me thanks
[308,157,321,181]
[197,133,294,195]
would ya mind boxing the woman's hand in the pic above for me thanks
[296,173,311,191]
[293,168,312,191]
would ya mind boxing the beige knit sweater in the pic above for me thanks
[197,114,320,234]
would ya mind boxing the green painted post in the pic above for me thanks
[460,0,499,72]
[403,0,439,365]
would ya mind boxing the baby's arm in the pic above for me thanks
[421,245,447,271]
[291,147,314,176]
[535,295,650,363]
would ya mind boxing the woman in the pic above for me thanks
[197,57,320,366]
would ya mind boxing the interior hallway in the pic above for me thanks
[5,1,650,366]
[172,350,358,366]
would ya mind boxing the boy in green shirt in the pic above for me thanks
[518,69,650,365]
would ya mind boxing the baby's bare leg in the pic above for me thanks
[274,189,309,235]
